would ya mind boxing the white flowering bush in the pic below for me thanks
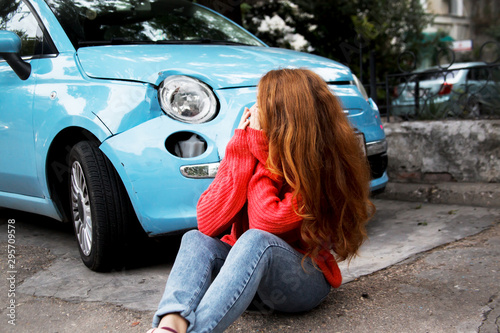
[243,0,313,52]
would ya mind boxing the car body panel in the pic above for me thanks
[32,54,153,194]
[369,172,388,191]
[0,58,39,197]
[331,85,385,143]
[76,45,353,88]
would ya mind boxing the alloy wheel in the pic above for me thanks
[70,160,92,256]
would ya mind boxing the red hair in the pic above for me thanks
[257,68,374,262]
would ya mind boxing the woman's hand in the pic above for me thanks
[237,107,251,130]
[237,103,261,131]
[249,103,261,130]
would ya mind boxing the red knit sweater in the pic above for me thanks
[197,128,342,288]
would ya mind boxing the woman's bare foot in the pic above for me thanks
[147,313,188,333]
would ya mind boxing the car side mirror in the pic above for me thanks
[0,30,31,80]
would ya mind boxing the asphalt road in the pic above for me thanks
[1,198,499,333]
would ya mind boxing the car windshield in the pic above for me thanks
[44,0,265,48]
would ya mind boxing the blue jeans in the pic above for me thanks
[152,229,331,333]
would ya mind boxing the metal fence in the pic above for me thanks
[375,43,500,122]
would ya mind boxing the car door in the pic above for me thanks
[0,0,52,197]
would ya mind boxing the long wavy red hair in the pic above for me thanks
[257,68,375,262]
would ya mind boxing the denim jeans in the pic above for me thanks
[152,229,331,333]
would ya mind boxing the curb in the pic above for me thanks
[374,182,500,208]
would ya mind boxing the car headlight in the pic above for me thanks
[158,76,217,123]
[352,74,369,101]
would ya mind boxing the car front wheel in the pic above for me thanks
[69,141,132,271]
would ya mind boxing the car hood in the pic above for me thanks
[76,45,352,89]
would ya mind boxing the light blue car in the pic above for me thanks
[0,0,388,271]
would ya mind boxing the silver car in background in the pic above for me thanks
[391,62,500,119]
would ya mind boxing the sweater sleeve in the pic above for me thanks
[246,128,269,165]
[197,129,257,237]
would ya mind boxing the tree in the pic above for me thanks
[241,0,432,81]
[471,0,500,63]
[472,0,500,41]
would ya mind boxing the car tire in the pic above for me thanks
[68,140,132,272]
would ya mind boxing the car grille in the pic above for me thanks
[368,153,388,179]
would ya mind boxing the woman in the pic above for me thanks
[148,68,375,333]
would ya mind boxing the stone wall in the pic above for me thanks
[383,120,500,183]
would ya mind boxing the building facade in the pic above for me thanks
[423,0,473,41]
[424,0,500,45]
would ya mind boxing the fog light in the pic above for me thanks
[180,163,219,178]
